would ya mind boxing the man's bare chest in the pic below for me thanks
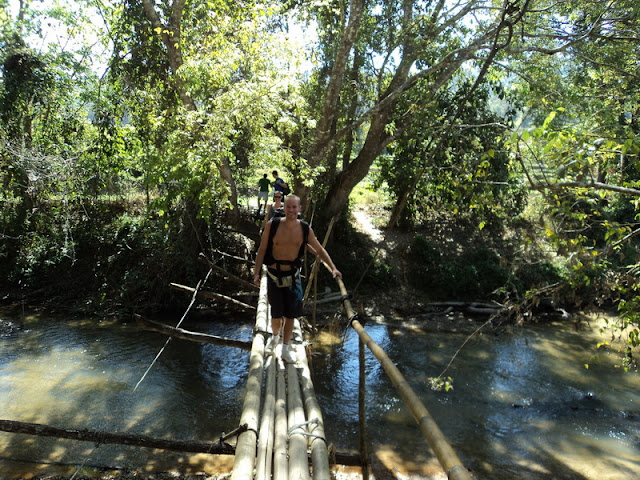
[272,224,302,257]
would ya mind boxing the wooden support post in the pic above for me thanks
[287,358,310,480]
[274,367,288,480]
[231,273,269,480]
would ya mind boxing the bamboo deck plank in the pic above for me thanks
[274,366,289,480]
[230,275,268,480]
[286,349,310,480]
[232,273,331,479]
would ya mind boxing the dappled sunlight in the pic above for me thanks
[373,444,445,478]
[1,309,639,478]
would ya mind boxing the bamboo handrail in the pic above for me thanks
[328,271,474,480]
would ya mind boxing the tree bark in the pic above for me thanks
[297,0,364,204]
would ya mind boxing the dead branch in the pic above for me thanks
[198,252,259,291]
[170,283,256,311]
[0,419,238,454]
[135,314,252,351]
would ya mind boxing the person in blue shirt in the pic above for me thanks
[272,170,288,195]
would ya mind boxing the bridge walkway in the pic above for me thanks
[230,272,332,480]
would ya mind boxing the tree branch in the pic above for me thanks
[530,180,640,197]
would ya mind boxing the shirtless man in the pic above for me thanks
[253,195,342,363]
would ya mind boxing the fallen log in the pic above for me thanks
[0,419,238,454]
[135,315,252,351]
[170,283,256,311]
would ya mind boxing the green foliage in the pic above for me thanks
[511,260,566,297]
[407,234,510,300]
[378,77,526,231]
[0,196,235,314]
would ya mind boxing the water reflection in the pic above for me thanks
[0,313,250,477]
[1,311,639,479]
[312,320,640,479]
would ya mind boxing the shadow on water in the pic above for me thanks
[0,310,252,478]
[311,318,640,480]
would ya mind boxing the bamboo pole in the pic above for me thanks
[328,273,473,480]
[256,355,276,480]
[298,346,331,480]
[302,217,336,304]
[135,315,252,350]
[287,357,310,480]
[231,272,269,480]
[274,367,288,480]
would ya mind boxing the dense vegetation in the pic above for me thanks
[1,0,639,368]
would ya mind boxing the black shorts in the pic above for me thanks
[267,268,304,319]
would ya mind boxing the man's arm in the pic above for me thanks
[306,227,342,279]
[253,222,271,285]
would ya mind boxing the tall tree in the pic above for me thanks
[290,0,638,221]
[111,0,306,222]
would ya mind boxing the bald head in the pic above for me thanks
[285,195,301,206]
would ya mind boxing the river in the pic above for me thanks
[0,308,638,479]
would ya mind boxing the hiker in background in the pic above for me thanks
[253,195,341,364]
[272,170,290,196]
[257,173,271,215]
[259,191,284,235]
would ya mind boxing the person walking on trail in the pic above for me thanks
[272,170,289,195]
[257,173,271,214]
[253,195,342,364]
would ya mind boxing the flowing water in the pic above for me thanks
[0,309,639,479]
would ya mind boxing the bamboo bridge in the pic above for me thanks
[160,219,474,480]
[0,243,476,479]
[134,226,477,480]
[222,264,474,480]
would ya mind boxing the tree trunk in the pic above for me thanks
[297,0,364,205]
